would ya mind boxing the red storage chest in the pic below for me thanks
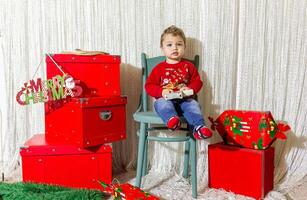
[46,54,121,97]
[45,96,127,147]
[20,134,112,190]
[208,143,274,200]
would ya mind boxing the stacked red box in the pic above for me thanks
[21,53,127,190]
[20,134,112,189]
[45,54,127,146]
[45,95,127,147]
[45,54,121,97]
[208,143,274,200]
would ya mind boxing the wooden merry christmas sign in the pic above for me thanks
[16,74,82,105]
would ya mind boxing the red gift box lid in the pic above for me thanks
[46,54,120,64]
[20,134,112,156]
[70,96,127,108]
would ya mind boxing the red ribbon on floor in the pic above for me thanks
[99,181,160,200]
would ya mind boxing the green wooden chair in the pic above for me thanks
[133,53,200,198]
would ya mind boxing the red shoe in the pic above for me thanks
[167,116,181,131]
[193,126,213,140]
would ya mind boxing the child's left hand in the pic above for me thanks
[180,86,191,91]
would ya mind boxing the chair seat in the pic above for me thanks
[133,111,188,124]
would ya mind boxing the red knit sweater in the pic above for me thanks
[145,60,203,98]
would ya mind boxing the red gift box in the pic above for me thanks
[46,53,121,97]
[210,110,290,149]
[20,134,112,190]
[100,182,160,200]
[208,143,274,200]
[45,96,127,147]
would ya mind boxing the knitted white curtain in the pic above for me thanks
[0,0,306,199]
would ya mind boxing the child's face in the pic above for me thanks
[161,34,185,63]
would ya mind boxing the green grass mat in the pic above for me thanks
[0,182,104,200]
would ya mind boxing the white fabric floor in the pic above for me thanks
[7,166,307,200]
[111,171,307,200]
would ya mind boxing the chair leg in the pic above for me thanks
[190,137,197,198]
[135,123,146,187]
[142,138,148,177]
[182,140,190,178]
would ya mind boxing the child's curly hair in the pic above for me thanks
[160,25,186,47]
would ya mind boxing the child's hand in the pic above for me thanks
[180,86,191,91]
[162,89,172,97]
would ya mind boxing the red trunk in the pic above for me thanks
[45,96,127,147]
[20,134,112,190]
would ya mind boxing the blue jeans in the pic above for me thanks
[154,97,205,131]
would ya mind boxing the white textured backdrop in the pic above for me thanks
[0,0,306,199]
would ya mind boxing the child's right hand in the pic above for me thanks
[162,89,172,97]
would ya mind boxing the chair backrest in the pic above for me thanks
[140,52,200,112]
